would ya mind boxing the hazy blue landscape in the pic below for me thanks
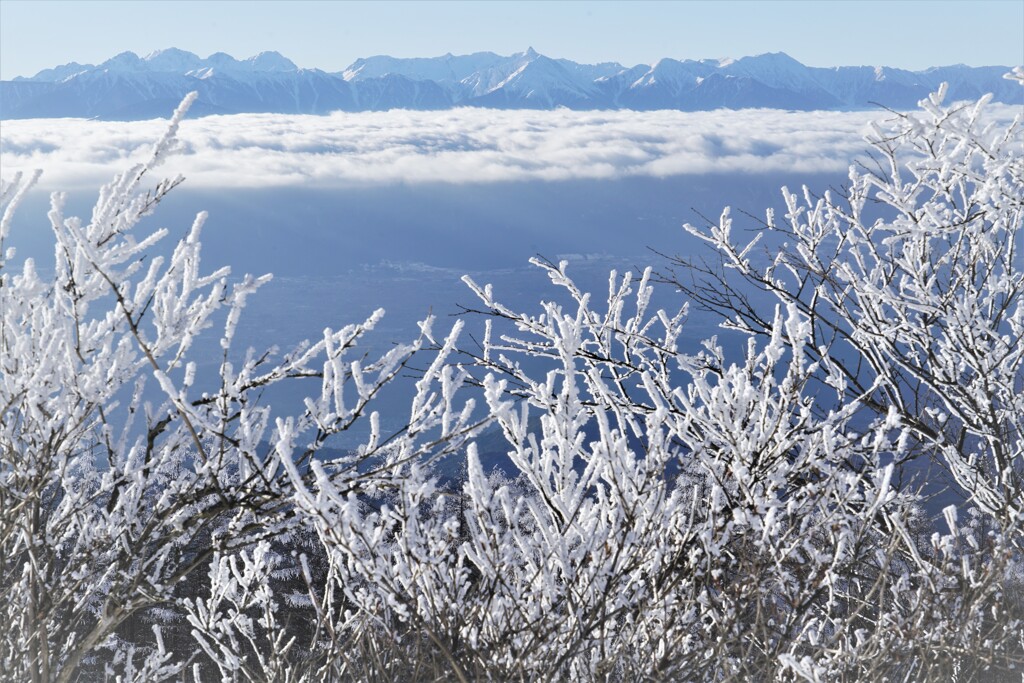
[4,45,1014,525]
[3,81,1001,496]
[8,169,836,428]
[3,3,1022,677]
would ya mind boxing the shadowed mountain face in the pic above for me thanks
[2,48,1020,120]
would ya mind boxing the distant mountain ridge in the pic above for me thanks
[1,47,1019,120]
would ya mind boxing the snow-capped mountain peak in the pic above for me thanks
[143,48,205,73]
[2,48,1019,120]
[721,52,812,85]
[88,49,300,78]
[99,51,145,72]
[15,61,94,83]
[244,51,298,72]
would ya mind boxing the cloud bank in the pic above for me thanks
[3,105,1018,190]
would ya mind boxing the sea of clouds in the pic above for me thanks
[0,106,939,190]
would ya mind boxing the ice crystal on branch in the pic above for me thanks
[3,76,1023,681]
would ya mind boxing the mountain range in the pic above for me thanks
[1,47,1019,120]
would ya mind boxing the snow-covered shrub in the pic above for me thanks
[3,75,1022,682]
[284,77,1024,680]
[0,92,483,682]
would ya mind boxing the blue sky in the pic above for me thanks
[1,0,1022,80]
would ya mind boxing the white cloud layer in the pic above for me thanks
[3,105,1019,190]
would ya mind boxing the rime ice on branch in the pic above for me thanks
[2,76,1023,681]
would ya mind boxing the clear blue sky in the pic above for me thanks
[1,0,1021,80]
